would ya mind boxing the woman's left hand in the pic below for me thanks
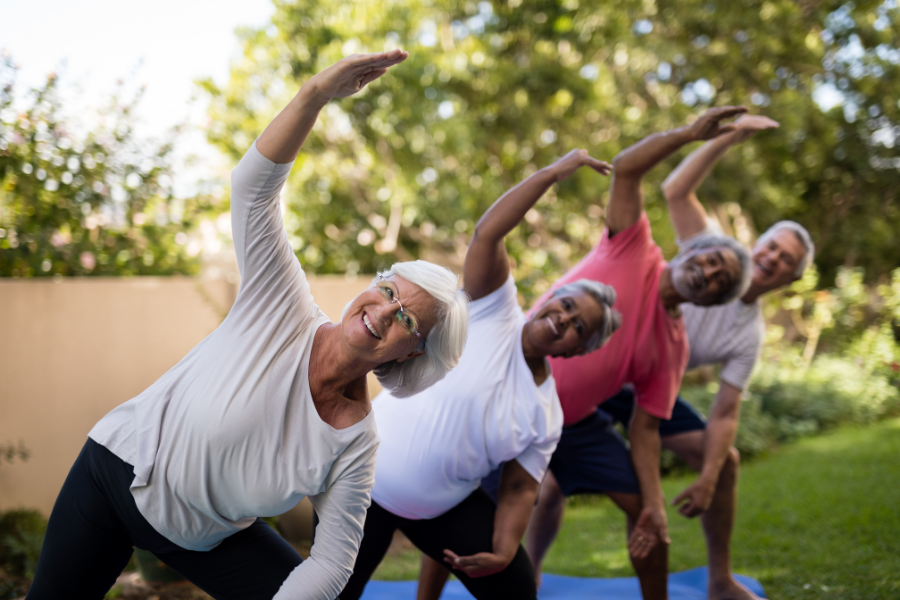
[443,548,512,578]
[307,49,409,102]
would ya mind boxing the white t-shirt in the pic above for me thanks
[679,224,765,390]
[89,142,378,600]
[371,276,563,520]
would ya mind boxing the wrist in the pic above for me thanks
[538,164,563,183]
[298,78,331,109]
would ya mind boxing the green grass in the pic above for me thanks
[373,418,900,599]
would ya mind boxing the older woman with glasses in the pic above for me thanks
[27,50,468,600]
[339,149,621,600]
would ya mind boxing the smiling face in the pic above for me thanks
[342,275,439,364]
[751,228,806,292]
[670,246,742,306]
[525,290,607,358]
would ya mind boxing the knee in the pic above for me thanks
[724,446,740,474]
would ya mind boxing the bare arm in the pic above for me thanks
[606,106,748,236]
[661,115,779,241]
[464,150,611,301]
[442,460,539,578]
[257,50,409,164]
[671,381,742,517]
[626,405,670,559]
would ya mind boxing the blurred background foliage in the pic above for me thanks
[198,0,899,301]
[0,55,222,277]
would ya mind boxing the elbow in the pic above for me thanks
[660,176,687,204]
[611,152,629,175]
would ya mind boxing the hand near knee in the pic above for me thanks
[628,506,670,559]
[671,477,716,518]
[307,49,408,103]
[443,548,511,578]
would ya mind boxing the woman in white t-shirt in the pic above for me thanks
[339,149,621,600]
[27,51,469,600]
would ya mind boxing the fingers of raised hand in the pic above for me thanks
[347,49,409,70]
[706,105,748,121]
[587,158,613,175]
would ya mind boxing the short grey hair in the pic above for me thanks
[678,233,753,304]
[548,279,622,354]
[372,260,469,397]
[755,221,815,278]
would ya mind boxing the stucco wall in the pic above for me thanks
[0,274,373,521]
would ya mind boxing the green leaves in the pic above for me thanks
[196,0,896,292]
[0,56,219,277]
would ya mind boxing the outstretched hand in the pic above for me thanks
[671,478,716,518]
[732,114,780,142]
[549,149,613,182]
[627,506,671,559]
[307,49,409,102]
[443,549,511,578]
[687,106,749,141]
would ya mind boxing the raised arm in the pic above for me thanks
[605,106,748,236]
[464,150,611,301]
[661,115,779,240]
[257,50,408,164]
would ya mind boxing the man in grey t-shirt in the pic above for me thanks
[602,114,814,600]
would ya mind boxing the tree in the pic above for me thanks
[201,0,898,298]
[0,55,222,277]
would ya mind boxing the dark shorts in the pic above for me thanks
[547,389,707,498]
[601,387,707,437]
[340,492,537,600]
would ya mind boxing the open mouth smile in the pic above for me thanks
[755,262,773,276]
[363,313,382,339]
[687,266,704,291]
[546,316,559,337]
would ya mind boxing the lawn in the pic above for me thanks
[372,418,900,599]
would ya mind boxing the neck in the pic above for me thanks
[521,321,542,361]
[658,267,687,311]
[740,281,769,304]
[312,323,379,397]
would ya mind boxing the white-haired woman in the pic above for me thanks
[27,50,468,600]
[339,149,620,600]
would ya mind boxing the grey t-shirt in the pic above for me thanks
[90,142,378,599]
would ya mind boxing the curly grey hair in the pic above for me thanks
[755,221,815,277]
[677,233,753,304]
[547,279,622,354]
[370,261,469,398]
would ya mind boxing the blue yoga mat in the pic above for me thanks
[359,567,766,599]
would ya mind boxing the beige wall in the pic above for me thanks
[0,274,373,519]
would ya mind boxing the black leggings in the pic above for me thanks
[27,439,302,600]
[340,491,537,600]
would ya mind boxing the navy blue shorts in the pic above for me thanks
[548,408,642,496]
[600,388,707,437]
[546,389,707,498]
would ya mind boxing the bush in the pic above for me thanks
[677,347,900,466]
[0,509,47,579]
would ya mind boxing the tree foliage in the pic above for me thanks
[201,0,899,299]
[0,56,219,277]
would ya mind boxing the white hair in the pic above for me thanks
[548,279,622,354]
[371,260,469,397]
[755,221,815,277]
[678,233,753,304]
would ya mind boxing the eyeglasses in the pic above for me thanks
[376,275,426,352]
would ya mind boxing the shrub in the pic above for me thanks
[0,509,47,579]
